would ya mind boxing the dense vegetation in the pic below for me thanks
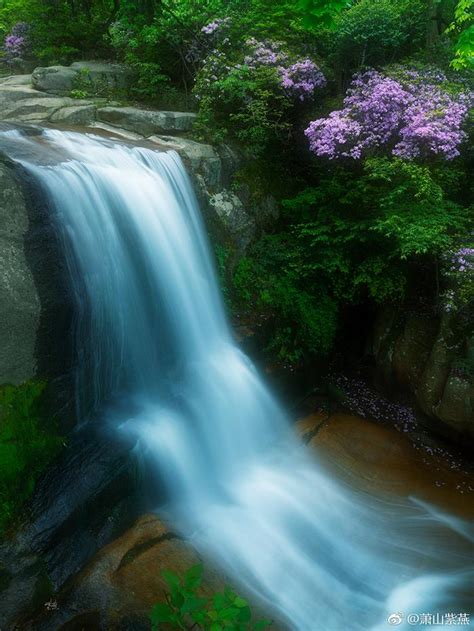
[0,382,62,535]
[0,0,473,365]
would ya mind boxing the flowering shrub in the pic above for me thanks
[442,244,474,313]
[280,59,326,101]
[243,38,325,101]
[201,17,230,36]
[194,35,324,153]
[3,22,29,66]
[305,69,472,160]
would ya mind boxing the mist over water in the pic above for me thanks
[4,129,473,630]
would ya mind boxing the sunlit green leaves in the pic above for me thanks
[150,564,272,630]
[447,0,474,68]
[297,0,353,30]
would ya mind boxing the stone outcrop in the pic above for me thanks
[27,513,224,630]
[0,428,143,629]
[0,68,276,254]
[0,154,74,413]
[32,61,134,96]
[0,161,40,384]
[97,106,196,136]
[373,308,474,442]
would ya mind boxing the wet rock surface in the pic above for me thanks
[296,412,474,518]
[0,426,143,629]
[373,307,474,442]
[28,514,224,630]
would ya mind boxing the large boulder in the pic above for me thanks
[0,81,94,124]
[31,66,77,95]
[32,61,134,96]
[97,106,197,136]
[207,190,256,252]
[149,135,222,188]
[373,308,474,442]
[296,412,474,518]
[0,155,74,417]
[0,161,40,384]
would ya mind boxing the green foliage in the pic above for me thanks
[233,239,339,362]
[447,0,474,68]
[334,0,426,70]
[0,0,114,64]
[228,157,469,362]
[297,0,353,30]
[0,381,62,535]
[195,63,292,156]
[150,563,271,630]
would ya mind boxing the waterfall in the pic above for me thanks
[3,128,473,630]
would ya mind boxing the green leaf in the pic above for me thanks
[180,595,207,615]
[161,569,181,590]
[150,602,175,623]
[184,563,203,590]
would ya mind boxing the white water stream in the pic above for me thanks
[3,128,473,630]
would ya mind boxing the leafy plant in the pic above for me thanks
[150,563,271,630]
[0,381,63,535]
[447,0,474,69]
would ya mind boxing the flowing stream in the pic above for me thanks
[3,128,473,630]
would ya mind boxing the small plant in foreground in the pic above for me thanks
[150,563,272,630]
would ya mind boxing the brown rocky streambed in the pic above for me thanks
[19,412,473,630]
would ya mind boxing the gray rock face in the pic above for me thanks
[208,190,256,251]
[49,104,97,125]
[0,162,40,384]
[0,74,32,86]
[0,81,94,124]
[32,61,134,96]
[31,65,78,95]
[69,61,134,91]
[149,135,222,187]
[0,156,74,422]
[98,106,197,136]
[373,308,474,442]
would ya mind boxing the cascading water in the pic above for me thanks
[3,128,473,630]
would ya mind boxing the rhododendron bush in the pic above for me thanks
[305,69,472,160]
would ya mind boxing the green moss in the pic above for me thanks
[0,381,63,536]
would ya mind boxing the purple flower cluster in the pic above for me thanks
[441,245,474,313]
[450,247,474,273]
[201,17,230,36]
[3,22,29,65]
[305,70,472,160]
[244,39,325,102]
[244,38,288,67]
[280,59,326,102]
